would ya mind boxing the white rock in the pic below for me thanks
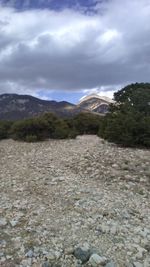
[26,249,34,258]
[6,255,12,260]
[100,224,110,234]
[0,257,6,263]
[133,262,143,267]
[89,254,107,267]
[105,262,117,267]
[0,218,7,226]
[10,219,19,227]
[144,257,150,267]
[110,225,118,235]
[21,258,32,266]
[65,246,74,255]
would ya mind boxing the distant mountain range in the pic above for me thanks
[0,93,114,120]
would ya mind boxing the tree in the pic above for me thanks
[114,83,150,115]
[98,83,150,147]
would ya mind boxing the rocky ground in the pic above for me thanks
[0,135,150,267]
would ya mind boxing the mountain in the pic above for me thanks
[78,94,115,113]
[0,94,84,120]
[0,93,114,121]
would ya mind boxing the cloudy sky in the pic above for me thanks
[0,0,150,103]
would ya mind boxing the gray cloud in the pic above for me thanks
[0,0,150,96]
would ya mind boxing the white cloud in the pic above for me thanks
[82,84,123,99]
[0,0,150,97]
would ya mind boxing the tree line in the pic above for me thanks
[0,112,102,142]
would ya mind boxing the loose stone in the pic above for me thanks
[89,254,108,267]
[74,247,91,263]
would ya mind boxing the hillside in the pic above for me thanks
[0,94,83,120]
[0,136,150,267]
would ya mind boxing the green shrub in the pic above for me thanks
[10,112,77,141]
[73,112,102,135]
[39,112,59,137]
[52,119,77,139]
[10,117,49,141]
[0,121,13,140]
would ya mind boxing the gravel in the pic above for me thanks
[0,135,150,267]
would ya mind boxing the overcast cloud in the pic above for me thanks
[0,0,150,100]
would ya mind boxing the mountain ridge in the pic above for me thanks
[78,94,115,104]
[78,94,115,114]
[0,93,114,120]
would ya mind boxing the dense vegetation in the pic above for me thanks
[0,121,13,140]
[0,112,102,142]
[0,83,150,147]
[98,83,150,147]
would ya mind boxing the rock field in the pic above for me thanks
[0,135,150,267]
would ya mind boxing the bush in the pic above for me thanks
[39,112,59,137]
[0,121,13,140]
[10,112,78,142]
[10,117,50,141]
[53,122,70,139]
[73,112,102,135]
[98,112,139,146]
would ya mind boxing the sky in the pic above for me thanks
[0,0,150,103]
